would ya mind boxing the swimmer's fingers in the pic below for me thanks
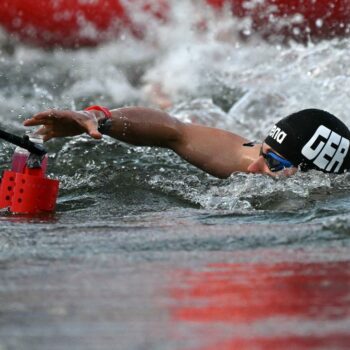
[23,115,53,126]
[34,126,54,142]
[23,109,64,126]
[23,109,102,139]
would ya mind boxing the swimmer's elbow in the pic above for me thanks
[206,168,234,179]
[217,172,233,179]
[166,119,188,148]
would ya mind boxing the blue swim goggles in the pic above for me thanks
[260,146,294,172]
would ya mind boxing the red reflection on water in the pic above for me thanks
[169,260,350,349]
[195,335,350,350]
[0,210,59,223]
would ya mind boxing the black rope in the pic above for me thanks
[0,128,47,156]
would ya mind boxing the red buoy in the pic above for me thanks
[0,168,59,214]
[207,0,350,43]
[0,0,167,48]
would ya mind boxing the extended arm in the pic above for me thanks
[24,107,258,178]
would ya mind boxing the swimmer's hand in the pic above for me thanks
[23,109,102,141]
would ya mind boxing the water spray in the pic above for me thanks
[0,128,59,214]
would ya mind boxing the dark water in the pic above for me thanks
[1,3,350,349]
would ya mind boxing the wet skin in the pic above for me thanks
[248,143,298,177]
[23,107,297,179]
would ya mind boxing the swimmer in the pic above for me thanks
[23,107,350,178]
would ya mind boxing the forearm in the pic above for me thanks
[94,107,183,148]
[24,106,253,178]
[92,106,251,178]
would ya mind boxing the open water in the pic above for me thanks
[0,2,350,350]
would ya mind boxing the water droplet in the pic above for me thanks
[316,18,323,28]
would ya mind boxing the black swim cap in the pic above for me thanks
[264,109,350,173]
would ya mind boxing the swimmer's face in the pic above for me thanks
[247,143,298,177]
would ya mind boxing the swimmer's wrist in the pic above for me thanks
[83,105,113,135]
[84,105,112,119]
[79,110,105,122]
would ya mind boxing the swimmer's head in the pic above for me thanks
[264,109,350,173]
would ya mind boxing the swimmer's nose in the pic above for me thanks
[247,156,268,174]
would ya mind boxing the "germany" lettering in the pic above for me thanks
[301,125,350,172]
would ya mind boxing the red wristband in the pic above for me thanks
[84,105,112,118]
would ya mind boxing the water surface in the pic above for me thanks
[1,3,350,349]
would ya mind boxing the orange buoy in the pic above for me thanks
[207,0,350,43]
[0,0,167,48]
